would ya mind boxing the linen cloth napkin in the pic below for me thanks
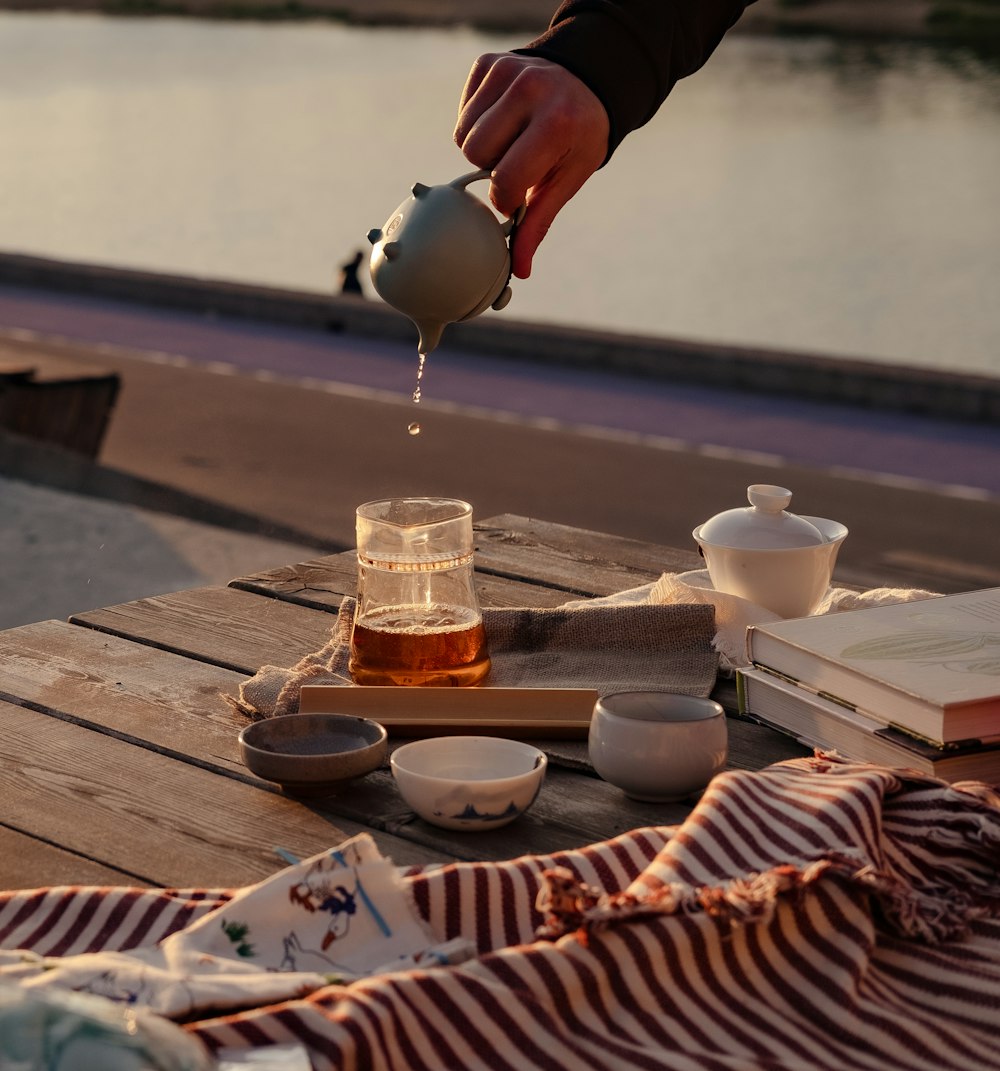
[227,597,718,720]
[573,568,940,671]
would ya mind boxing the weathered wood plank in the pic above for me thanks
[0,698,447,886]
[0,701,350,886]
[0,619,246,768]
[0,625,792,862]
[0,626,541,868]
[474,514,701,596]
[228,551,571,611]
[0,517,818,887]
[70,586,337,675]
[0,626,409,864]
[228,551,356,612]
[0,622,749,867]
[227,514,698,608]
[0,824,141,889]
[726,715,809,767]
[333,762,693,862]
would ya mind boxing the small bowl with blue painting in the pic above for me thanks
[390,736,547,832]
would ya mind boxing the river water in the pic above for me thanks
[2,12,998,377]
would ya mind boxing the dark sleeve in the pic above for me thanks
[513,0,754,161]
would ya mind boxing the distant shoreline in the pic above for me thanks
[2,0,998,45]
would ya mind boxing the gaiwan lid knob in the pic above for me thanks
[696,484,825,549]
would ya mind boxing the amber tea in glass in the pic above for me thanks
[349,498,490,687]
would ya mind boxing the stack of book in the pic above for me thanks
[738,587,1000,783]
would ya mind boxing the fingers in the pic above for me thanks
[455,51,508,122]
[454,54,533,176]
[509,203,552,279]
[454,54,609,276]
[508,164,590,279]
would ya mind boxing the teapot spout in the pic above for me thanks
[414,320,445,356]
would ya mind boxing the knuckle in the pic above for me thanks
[471,51,510,81]
[490,182,523,217]
[540,103,577,141]
[510,64,549,100]
[488,165,520,200]
[463,139,497,169]
[465,54,487,81]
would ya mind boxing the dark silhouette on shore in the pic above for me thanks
[339,250,364,296]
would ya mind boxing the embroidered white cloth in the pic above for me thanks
[2,756,998,1070]
[0,834,471,1020]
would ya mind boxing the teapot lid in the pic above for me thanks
[696,485,825,549]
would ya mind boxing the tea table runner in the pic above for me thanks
[228,598,718,720]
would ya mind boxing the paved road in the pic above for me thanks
[2,284,999,594]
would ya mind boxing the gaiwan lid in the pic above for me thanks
[696,485,825,550]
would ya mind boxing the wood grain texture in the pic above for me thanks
[331,763,694,863]
[0,619,248,771]
[228,550,572,611]
[0,516,814,889]
[227,514,698,608]
[70,586,337,674]
[228,552,357,611]
[474,514,701,596]
[0,701,352,886]
[0,824,142,889]
[0,633,490,876]
[0,699,443,885]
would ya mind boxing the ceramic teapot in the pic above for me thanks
[366,170,524,355]
[692,484,848,618]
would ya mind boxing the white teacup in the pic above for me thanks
[588,691,728,802]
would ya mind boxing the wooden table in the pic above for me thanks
[0,515,809,891]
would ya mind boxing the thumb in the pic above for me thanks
[508,183,572,279]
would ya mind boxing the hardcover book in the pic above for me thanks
[737,666,1000,783]
[745,587,1000,745]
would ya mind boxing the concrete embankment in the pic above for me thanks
[1,251,997,424]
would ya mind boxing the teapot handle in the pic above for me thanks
[450,170,527,236]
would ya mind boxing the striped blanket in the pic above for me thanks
[3,755,999,1070]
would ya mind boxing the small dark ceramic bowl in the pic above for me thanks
[238,713,388,797]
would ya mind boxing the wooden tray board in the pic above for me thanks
[298,686,598,739]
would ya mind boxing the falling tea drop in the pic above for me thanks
[407,422,421,436]
[411,351,427,405]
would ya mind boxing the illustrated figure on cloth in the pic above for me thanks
[280,932,350,976]
[287,856,360,950]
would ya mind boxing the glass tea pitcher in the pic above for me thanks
[349,497,491,687]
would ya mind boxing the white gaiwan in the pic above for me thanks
[692,484,848,618]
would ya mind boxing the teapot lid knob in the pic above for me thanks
[747,484,793,513]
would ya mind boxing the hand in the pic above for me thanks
[454,54,610,279]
